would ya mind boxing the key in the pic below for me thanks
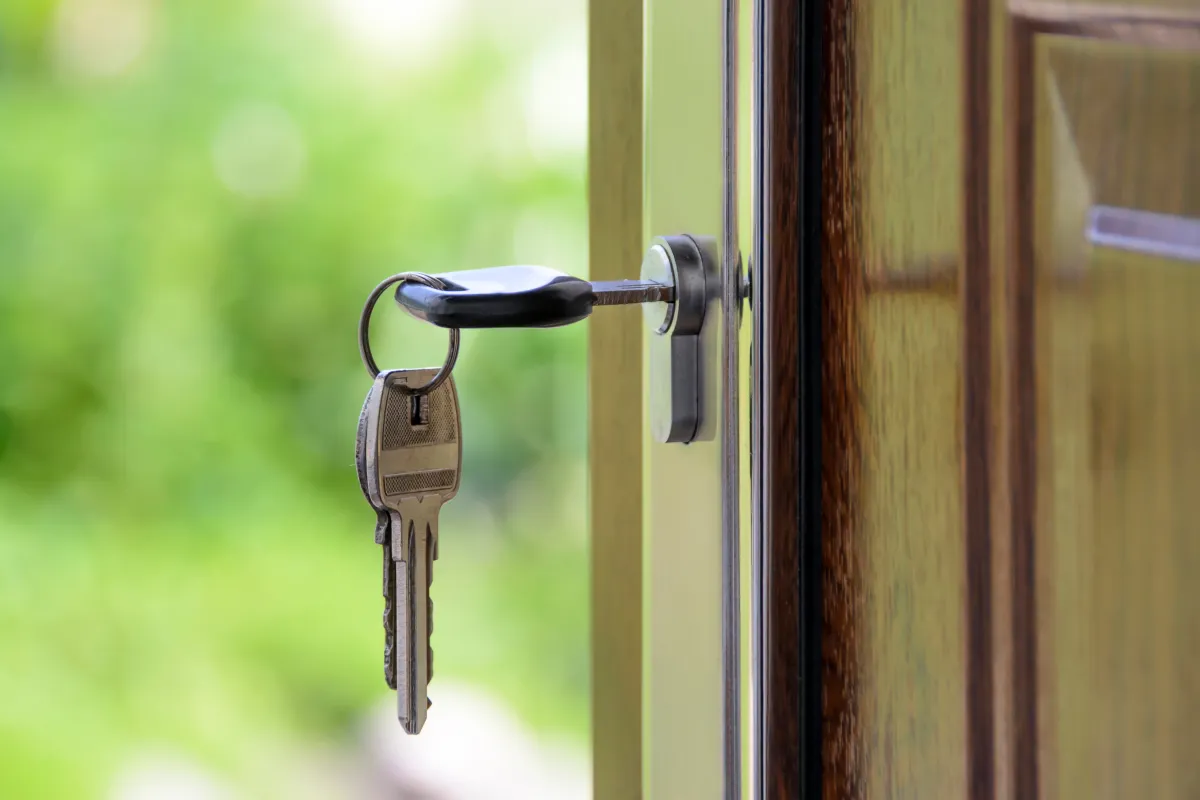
[356,367,462,734]
[393,264,674,328]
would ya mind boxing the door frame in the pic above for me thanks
[589,0,743,797]
[587,2,645,797]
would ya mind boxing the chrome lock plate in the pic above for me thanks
[641,234,712,444]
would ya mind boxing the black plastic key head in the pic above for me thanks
[394,265,595,329]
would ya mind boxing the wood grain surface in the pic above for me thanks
[820,0,976,796]
[757,2,1200,798]
[819,0,864,795]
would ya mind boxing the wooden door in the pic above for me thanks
[756,1,1200,799]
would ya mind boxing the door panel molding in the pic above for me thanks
[1006,4,1200,798]
[963,0,996,796]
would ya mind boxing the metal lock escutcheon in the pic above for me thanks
[640,234,712,445]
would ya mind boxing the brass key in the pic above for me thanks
[356,367,461,734]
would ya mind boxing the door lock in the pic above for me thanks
[393,233,713,443]
[637,235,711,444]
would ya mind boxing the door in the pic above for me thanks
[591,1,1200,798]
[753,1,1200,798]
[590,1,744,798]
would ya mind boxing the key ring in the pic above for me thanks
[359,271,460,395]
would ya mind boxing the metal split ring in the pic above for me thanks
[358,272,460,395]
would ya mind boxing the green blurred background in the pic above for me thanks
[0,0,589,796]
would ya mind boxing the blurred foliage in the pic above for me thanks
[0,0,588,796]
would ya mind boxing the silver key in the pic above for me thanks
[356,367,461,734]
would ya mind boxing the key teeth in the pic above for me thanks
[383,629,397,690]
[384,653,396,690]
[382,542,397,691]
[374,510,389,545]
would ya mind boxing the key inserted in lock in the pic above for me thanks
[640,234,710,444]
[393,265,674,328]
[392,233,712,443]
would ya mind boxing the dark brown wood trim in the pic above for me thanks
[759,0,825,795]
[963,0,996,797]
[1006,14,1040,800]
[821,0,863,796]
[1010,2,1200,48]
[761,0,801,793]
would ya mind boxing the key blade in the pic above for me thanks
[393,502,436,734]
[590,278,674,306]
[396,556,414,728]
